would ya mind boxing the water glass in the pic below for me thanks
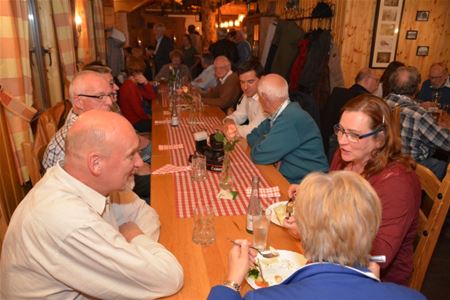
[191,153,207,181]
[192,205,216,245]
[253,209,272,251]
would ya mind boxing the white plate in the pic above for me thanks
[246,250,307,289]
[267,201,288,226]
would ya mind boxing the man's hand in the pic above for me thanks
[119,222,144,242]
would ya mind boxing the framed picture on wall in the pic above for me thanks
[416,46,429,56]
[416,11,429,21]
[370,0,405,68]
[406,30,418,40]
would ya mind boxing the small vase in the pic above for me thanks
[219,151,232,191]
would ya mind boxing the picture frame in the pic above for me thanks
[416,46,429,56]
[406,30,418,40]
[416,11,429,21]
[370,0,405,68]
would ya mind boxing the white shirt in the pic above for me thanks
[270,99,290,127]
[219,70,233,84]
[0,163,183,300]
[225,93,266,137]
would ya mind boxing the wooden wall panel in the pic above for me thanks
[257,0,450,86]
[396,0,450,80]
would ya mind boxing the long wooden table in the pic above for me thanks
[151,99,302,299]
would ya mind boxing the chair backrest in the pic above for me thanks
[391,105,401,138]
[410,163,450,290]
[22,120,57,186]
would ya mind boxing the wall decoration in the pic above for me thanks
[416,11,429,21]
[406,30,418,40]
[370,0,405,68]
[416,46,429,56]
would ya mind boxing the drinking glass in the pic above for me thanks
[192,204,215,245]
[253,209,272,251]
[191,153,207,181]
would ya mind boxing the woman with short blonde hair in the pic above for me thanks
[208,171,425,300]
[295,171,381,267]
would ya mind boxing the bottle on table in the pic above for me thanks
[246,176,262,233]
[170,96,179,127]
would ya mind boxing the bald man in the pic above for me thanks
[247,74,328,183]
[0,111,183,299]
[202,56,241,112]
[418,62,450,110]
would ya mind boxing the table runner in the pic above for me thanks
[165,116,280,218]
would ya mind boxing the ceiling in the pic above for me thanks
[113,0,152,12]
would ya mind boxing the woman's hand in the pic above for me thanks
[287,184,299,198]
[282,216,301,240]
[226,239,255,284]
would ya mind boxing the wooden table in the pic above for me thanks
[151,99,302,299]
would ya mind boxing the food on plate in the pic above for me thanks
[273,203,287,224]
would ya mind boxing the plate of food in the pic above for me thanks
[267,201,291,226]
[246,250,307,289]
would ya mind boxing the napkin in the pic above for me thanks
[152,164,191,175]
[245,186,280,198]
[154,119,171,125]
[158,144,184,150]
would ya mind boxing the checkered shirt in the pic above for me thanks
[42,110,78,169]
[385,93,450,161]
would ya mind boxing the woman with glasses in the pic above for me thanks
[285,95,421,285]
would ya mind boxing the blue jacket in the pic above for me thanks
[208,263,425,300]
[247,102,328,183]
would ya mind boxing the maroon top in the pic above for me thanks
[330,150,421,285]
[118,79,154,125]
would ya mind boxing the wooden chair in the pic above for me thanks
[409,163,450,290]
[22,119,56,186]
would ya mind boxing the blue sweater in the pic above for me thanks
[247,102,328,183]
[208,263,425,300]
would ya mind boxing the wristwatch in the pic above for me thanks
[223,280,240,292]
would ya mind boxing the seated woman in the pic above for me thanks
[118,58,155,133]
[285,95,421,285]
[208,171,424,299]
[154,49,192,83]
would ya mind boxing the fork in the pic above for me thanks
[228,239,279,258]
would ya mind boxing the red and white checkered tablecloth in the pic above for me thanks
[164,116,279,218]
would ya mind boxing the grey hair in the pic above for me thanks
[389,66,421,96]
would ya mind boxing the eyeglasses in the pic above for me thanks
[334,124,383,143]
[77,93,115,101]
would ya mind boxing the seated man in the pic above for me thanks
[417,62,450,110]
[385,66,449,179]
[202,56,241,112]
[223,59,266,138]
[191,53,217,92]
[247,74,328,183]
[42,70,151,202]
[322,67,380,159]
[0,111,183,299]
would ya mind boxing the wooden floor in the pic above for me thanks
[421,221,450,299]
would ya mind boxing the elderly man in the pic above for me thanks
[418,62,450,110]
[42,70,151,202]
[202,56,241,112]
[385,66,449,179]
[247,74,328,183]
[322,67,380,159]
[0,111,183,299]
[152,23,174,74]
[223,59,265,138]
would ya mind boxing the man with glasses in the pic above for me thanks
[418,62,450,111]
[201,56,241,113]
[247,74,328,183]
[385,66,449,179]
